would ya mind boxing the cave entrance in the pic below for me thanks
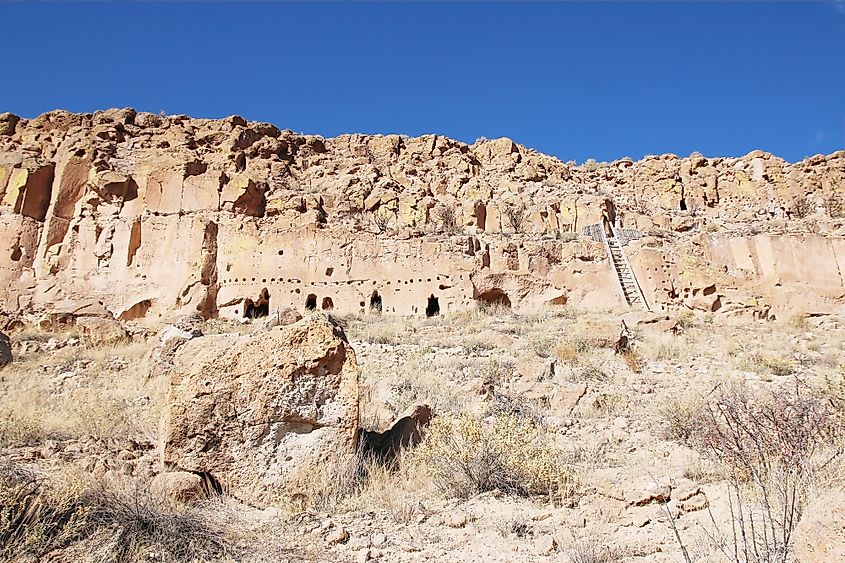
[305,294,317,311]
[369,290,383,313]
[321,297,334,310]
[477,288,512,309]
[425,295,440,317]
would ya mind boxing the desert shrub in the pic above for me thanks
[789,196,813,219]
[676,386,842,562]
[742,352,796,378]
[504,206,526,233]
[553,336,593,364]
[0,410,46,448]
[435,205,460,234]
[0,464,229,563]
[411,414,571,502]
[283,443,366,513]
[462,336,496,354]
[824,194,844,218]
[622,349,645,373]
[567,539,626,563]
[657,395,707,443]
[371,209,391,233]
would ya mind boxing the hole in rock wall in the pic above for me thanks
[305,294,317,311]
[120,299,152,321]
[426,295,440,317]
[243,288,270,318]
[325,267,334,276]
[321,297,334,310]
[679,198,688,211]
[370,290,383,312]
[477,288,512,308]
[10,245,22,261]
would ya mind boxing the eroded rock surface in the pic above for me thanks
[0,109,843,323]
[159,313,359,507]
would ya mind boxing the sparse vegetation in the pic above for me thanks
[504,206,526,233]
[435,205,461,234]
[0,463,230,563]
[411,414,572,502]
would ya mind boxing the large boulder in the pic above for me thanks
[158,314,359,507]
[793,488,845,562]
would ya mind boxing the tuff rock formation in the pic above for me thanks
[1,108,844,324]
[158,313,359,507]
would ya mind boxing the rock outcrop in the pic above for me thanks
[158,313,359,507]
[1,108,843,322]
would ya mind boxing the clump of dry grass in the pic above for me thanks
[621,349,645,373]
[410,413,572,503]
[0,463,230,563]
[553,336,594,365]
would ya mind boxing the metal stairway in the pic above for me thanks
[602,225,650,310]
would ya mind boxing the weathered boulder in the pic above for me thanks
[159,313,359,507]
[76,317,127,347]
[0,331,11,368]
[150,471,207,503]
[793,488,845,562]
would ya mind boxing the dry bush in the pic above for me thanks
[622,349,645,373]
[411,413,572,503]
[504,206,526,233]
[657,394,707,443]
[435,205,460,234]
[371,209,392,234]
[676,385,843,562]
[0,463,229,563]
[282,444,366,513]
[824,193,844,218]
[567,539,626,563]
[0,410,47,448]
[739,352,796,378]
[553,336,594,364]
[641,333,685,362]
[789,196,814,219]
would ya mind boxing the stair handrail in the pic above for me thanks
[609,223,650,311]
[598,225,631,306]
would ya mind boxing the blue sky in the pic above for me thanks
[1,1,843,163]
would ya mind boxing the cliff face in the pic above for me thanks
[0,108,843,323]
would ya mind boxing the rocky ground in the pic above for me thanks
[1,307,844,562]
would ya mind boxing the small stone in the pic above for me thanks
[447,510,468,528]
[326,528,350,545]
[371,532,386,547]
[356,548,371,563]
[533,535,557,556]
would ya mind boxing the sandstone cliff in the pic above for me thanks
[1,108,843,322]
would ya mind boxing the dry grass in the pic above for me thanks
[0,340,163,447]
[410,413,572,503]
[0,463,231,563]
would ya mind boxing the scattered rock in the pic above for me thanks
[326,528,350,545]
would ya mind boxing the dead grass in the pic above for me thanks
[410,413,573,503]
[0,462,231,563]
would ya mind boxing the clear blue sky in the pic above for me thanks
[1,1,844,163]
